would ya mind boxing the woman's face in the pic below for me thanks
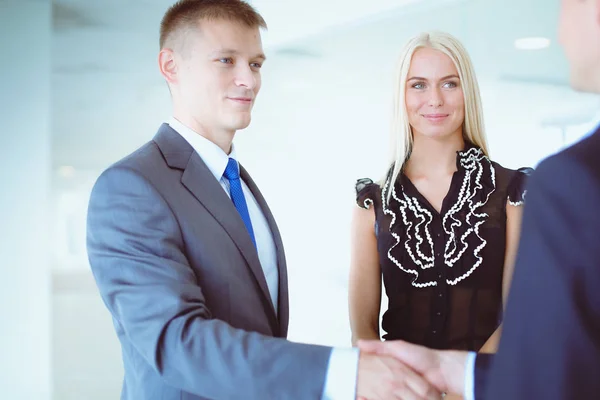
[405,47,465,140]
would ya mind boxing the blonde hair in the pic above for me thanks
[384,31,489,202]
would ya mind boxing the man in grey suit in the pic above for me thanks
[86,1,440,399]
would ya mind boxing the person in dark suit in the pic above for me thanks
[86,1,440,399]
[357,0,600,398]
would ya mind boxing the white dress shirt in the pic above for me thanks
[169,117,279,309]
[168,118,359,399]
[465,352,477,400]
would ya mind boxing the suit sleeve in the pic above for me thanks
[484,154,600,399]
[472,353,492,400]
[86,166,331,399]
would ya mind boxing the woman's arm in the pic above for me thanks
[479,202,524,353]
[349,205,382,345]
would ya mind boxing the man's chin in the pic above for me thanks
[230,117,252,131]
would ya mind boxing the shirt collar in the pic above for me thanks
[168,117,238,181]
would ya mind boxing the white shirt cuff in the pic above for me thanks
[322,347,359,400]
[464,351,477,400]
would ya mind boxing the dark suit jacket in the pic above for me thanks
[86,124,331,400]
[474,125,600,399]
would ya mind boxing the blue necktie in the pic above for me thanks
[223,158,257,249]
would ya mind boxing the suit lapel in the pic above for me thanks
[240,166,289,337]
[153,124,278,330]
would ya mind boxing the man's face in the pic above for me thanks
[170,19,265,136]
[558,0,600,92]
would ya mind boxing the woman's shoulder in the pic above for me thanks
[355,178,382,210]
[490,161,534,206]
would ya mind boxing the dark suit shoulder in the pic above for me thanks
[527,135,600,213]
[541,126,600,182]
[522,126,600,276]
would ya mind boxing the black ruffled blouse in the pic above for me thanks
[356,144,531,351]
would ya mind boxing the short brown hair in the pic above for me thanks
[159,0,267,49]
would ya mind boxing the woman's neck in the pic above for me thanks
[405,133,465,178]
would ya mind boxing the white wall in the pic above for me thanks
[0,1,52,398]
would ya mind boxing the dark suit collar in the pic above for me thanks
[153,123,286,335]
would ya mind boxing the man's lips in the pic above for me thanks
[228,97,253,103]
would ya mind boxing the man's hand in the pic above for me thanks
[358,340,468,396]
[356,351,442,400]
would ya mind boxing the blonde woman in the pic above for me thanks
[349,31,531,356]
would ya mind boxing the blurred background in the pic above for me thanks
[2,0,599,398]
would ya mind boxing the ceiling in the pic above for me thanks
[51,0,589,172]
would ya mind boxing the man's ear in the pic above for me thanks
[159,48,178,85]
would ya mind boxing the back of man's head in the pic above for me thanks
[558,0,600,93]
[159,0,267,53]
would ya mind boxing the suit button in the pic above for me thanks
[432,330,437,334]
[437,312,441,316]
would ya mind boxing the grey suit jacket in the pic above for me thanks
[87,124,331,400]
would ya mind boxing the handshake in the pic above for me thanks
[355,340,468,400]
